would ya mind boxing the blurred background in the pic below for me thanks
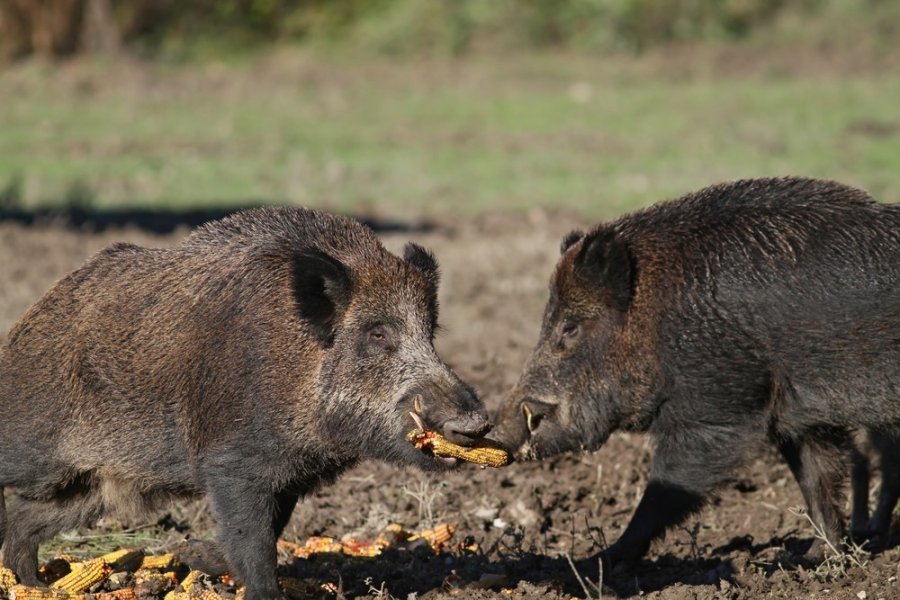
[1,5,900,595]
[1,0,898,221]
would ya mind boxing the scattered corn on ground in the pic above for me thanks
[0,523,458,599]
[406,429,510,467]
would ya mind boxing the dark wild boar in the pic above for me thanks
[491,177,900,570]
[0,207,488,599]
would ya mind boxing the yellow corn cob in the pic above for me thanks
[163,592,190,600]
[193,589,224,600]
[139,553,177,571]
[98,549,144,571]
[179,570,205,593]
[9,585,78,600]
[94,590,137,600]
[50,558,111,593]
[0,564,17,589]
[409,523,456,550]
[406,430,509,467]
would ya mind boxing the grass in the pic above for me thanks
[0,50,899,219]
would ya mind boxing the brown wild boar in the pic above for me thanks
[0,207,489,599]
[490,177,900,572]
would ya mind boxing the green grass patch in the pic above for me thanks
[1,54,898,219]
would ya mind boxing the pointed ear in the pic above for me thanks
[403,243,439,288]
[573,228,633,312]
[560,229,585,254]
[292,249,352,346]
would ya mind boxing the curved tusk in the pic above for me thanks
[522,403,537,433]
[413,394,423,415]
[409,411,426,431]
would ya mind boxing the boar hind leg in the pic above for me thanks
[2,482,103,585]
[777,428,849,558]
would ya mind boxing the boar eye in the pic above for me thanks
[365,324,396,351]
[562,320,580,338]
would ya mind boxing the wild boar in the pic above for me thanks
[0,207,488,599]
[491,177,900,570]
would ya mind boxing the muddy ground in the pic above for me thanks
[1,213,898,600]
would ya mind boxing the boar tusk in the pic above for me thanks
[409,411,426,431]
[413,394,423,415]
[522,403,537,433]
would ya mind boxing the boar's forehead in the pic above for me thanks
[547,245,600,316]
[349,259,437,327]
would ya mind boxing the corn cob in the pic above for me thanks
[178,570,204,593]
[98,549,144,572]
[409,523,455,551]
[9,585,78,600]
[50,558,111,593]
[192,589,224,600]
[406,430,509,467]
[94,590,137,600]
[340,539,383,557]
[139,553,177,571]
[0,564,17,589]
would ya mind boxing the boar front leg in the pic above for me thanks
[776,427,849,558]
[597,421,765,572]
[204,472,282,600]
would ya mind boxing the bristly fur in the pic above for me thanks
[0,206,485,598]
[492,176,900,573]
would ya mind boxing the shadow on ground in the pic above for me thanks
[0,205,436,235]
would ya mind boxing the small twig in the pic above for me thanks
[564,552,602,600]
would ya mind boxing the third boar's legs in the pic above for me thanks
[777,429,849,557]
[867,431,900,544]
[850,444,872,539]
[205,477,281,600]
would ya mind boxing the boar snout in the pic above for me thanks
[407,385,490,447]
[442,412,491,447]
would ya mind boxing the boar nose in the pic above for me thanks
[442,412,491,447]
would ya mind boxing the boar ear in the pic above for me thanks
[573,228,633,312]
[292,249,352,346]
[560,229,585,254]
[403,243,440,288]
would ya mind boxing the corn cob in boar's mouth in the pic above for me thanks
[406,428,509,467]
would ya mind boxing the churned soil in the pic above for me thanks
[1,212,898,599]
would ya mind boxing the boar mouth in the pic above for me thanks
[407,399,459,468]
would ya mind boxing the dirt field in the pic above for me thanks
[1,213,898,599]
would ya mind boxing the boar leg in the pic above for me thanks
[777,429,848,558]
[867,431,900,545]
[174,488,300,580]
[205,477,281,600]
[596,423,763,572]
[2,485,103,586]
